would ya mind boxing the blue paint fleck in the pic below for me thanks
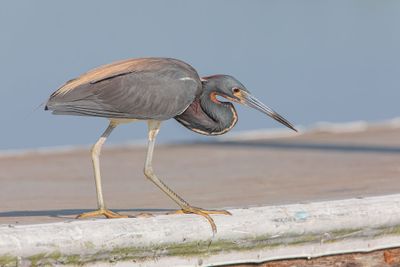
[295,211,309,220]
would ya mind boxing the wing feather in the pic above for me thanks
[46,58,202,120]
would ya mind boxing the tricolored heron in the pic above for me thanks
[45,57,296,233]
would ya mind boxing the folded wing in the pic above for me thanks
[46,58,202,121]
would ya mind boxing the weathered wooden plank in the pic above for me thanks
[1,194,400,266]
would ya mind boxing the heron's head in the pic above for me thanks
[202,75,297,132]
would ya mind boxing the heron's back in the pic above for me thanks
[46,58,202,121]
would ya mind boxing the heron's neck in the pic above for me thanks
[175,85,238,135]
[197,88,238,135]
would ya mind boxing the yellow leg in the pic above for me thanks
[144,120,231,234]
[76,122,126,219]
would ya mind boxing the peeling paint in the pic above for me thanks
[10,225,400,266]
[2,195,400,266]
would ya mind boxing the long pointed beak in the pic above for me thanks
[240,92,297,132]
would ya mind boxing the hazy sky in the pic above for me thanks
[1,1,399,150]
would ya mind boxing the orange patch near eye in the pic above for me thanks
[233,90,245,103]
[233,90,242,98]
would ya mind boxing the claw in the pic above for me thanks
[76,209,128,219]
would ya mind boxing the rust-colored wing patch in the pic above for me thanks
[52,58,158,97]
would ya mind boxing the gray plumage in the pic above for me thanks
[175,76,239,135]
[46,58,201,121]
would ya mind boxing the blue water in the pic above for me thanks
[1,1,399,150]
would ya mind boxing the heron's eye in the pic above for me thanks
[232,88,241,94]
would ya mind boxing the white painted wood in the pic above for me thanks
[1,194,400,266]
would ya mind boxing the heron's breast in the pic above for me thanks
[174,98,238,136]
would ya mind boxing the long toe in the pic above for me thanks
[172,206,232,234]
[173,207,232,216]
[76,209,128,219]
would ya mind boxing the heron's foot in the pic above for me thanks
[174,206,232,234]
[76,209,128,219]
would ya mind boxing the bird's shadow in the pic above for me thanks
[0,208,175,220]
